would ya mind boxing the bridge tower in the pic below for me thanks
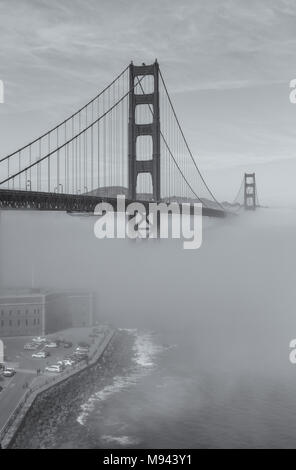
[244,173,257,210]
[128,60,160,202]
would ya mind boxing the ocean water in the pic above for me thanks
[76,330,174,447]
[72,326,296,449]
[74,327,296,449]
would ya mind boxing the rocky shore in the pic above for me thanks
[9,330,135,449]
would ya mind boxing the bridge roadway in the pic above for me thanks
[0,189,226,218]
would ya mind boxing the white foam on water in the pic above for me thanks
[77,375,138,425]
[76,330,167,426]
[101,434,139,446]
[118,328,138,333]
[132,332,166,368]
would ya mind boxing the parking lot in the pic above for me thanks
[2,326,107,374]
[0,325,109,431]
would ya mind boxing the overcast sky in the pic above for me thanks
[0,0,296,205]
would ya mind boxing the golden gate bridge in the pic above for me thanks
[0,61,257,216]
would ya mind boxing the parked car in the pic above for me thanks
[75,346,89,353]
[0,385,3,392]
[32,336,47,343]
[74,353,88,361]
[57,359,73,367]
[61,358,76,366]
[63,342,73,348]
[3,368,15,377]
[24,343,39,350]
[69,355,79,363]
[44,342,58,348]
[75,351,89,358]
[45,364,64,373]
[32,351,49,358]
[78,342,90,348]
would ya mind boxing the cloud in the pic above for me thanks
[1,0,296,110]
[0,0,296,202]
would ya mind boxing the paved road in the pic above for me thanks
[0,371,35,431]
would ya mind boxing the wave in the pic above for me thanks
[101,435,139,446]
[77,374,139,425]
[133,332,167,368]
[76,330,166,426]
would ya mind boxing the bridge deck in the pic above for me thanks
[0,189,226,218]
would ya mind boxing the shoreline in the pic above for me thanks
[0,327,116,449]
[7,329,135,449]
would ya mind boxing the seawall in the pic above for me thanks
[0,328,116,449]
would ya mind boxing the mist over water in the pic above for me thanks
[1,208,296,448]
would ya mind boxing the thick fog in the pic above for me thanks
[2,208,296,447]
[1,208,295,382]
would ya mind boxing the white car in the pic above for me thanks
[45,365,63,373]
[65,358,76,366]
[45,342,58,348]
[32,351,49,358]
[3,368,15,377]
[32,336,46,343]
[58,359,74,367]
[75,346,89,353]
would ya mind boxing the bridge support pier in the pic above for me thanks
[128,60,161,202]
